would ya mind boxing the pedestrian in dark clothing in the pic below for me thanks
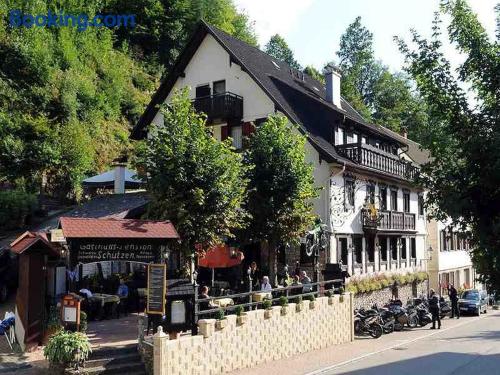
[429,289,441,329]
[448,284,460,319]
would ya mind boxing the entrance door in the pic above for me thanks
[338,238,348,266]
[27,253,46,344]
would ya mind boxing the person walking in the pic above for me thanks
[448,284,460,319]
[429,289,441,329]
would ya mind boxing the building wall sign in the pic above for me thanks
[68,238,167,265]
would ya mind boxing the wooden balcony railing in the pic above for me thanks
[336,143,418,181]
[362,209,416,231]
[193,92,243,123]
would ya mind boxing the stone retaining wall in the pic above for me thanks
[153,294,354,375]
[353,281,428,310]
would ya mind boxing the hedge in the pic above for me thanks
[0,190,37,231]
[346,271,428,295]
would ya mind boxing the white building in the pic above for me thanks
[131,21,428,278]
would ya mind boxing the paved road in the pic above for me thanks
[312,310,500,375]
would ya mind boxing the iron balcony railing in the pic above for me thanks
[362,209,416,231]
[193,92,243,123]
[336,143,419,181]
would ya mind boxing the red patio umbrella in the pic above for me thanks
[198,244,244,287]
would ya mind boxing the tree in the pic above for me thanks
[243,115,318,282]
[135,90,249,260]
[396,1,500,291]
[303,65,325,84]
[265,34,301,69]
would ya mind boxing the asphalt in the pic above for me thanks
[231,309,500,375]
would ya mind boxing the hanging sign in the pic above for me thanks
[147,264,167,315]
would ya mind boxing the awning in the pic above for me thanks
[198,244,244,269]
[82,169,144,189]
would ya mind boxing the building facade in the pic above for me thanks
[427,219,477,295]
[131,21,428,279]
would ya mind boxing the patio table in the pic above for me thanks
[90,293,121,307]
[212,298,234,307]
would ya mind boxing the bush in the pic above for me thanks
[295,295,303,304]
[43,330,91,369]
[304,294,315,302]
[325,289,333,297]
[79,311,88,333]
[0,190,37,231]
[46,305,62,331]
[262,299,272,310]
[234,305,244,316]
[347,271,427,295]
[215,309,225,320]
[346,284,358,294]
[279,296,288,306]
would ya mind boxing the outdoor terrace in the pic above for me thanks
[192,92,243,124]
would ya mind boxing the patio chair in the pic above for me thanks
[0,317,15,351]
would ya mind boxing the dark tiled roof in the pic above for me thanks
[130,21,420,180]
[10,231,59,256]
[59,217,179,239]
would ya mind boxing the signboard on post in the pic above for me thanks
[61,294,81,329]
[147,264,166,315]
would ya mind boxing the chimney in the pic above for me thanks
[401,127,408,139]
[113,162,127,194]
[325,65,342,109]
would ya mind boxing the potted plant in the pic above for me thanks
[43,329,91,374]
[279,296,289,315]
[339,287,345,303]
[263,299,273,319]
[305,294,316,309]
[295,295,303,312]
[215,309,227,329]
[234,305,247,325]
[325,290,334,305]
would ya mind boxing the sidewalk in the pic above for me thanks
[229,311,493,375]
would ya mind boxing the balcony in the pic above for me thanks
[336,143,418,181]
[362,209,416,232]
[193,92,243,123]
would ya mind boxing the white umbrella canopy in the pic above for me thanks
[82,168,144,189]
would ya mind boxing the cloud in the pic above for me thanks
[234,0,314,46]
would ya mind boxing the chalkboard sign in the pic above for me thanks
[147,264,166,315]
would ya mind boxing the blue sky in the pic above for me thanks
[234,0,498,73]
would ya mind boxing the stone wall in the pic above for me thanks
[353,281,428,310]
[153,294,354,375]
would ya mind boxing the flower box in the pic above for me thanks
[281,306,289,316]
[328,297,334,305]
[237,314,248,325]
[264,309,273,319]
[215,319,227,330]
[309,301,316,309]
[296,303,303,312]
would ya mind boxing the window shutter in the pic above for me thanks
[221,125,229,140]
[242,122,254,136]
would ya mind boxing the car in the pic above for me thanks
[458,289,488,316]
[0,247,18,303]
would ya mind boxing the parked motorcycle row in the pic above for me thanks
[354,297,452,339]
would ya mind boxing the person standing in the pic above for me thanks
[429,289,441,329]
[448,284,460,319]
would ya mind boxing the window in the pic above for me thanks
[346,131,354,143]
[213,80,226,95]
[353,236,363,264]
[339,238,348,265]
[367,237,375,263]
[418,194,424,216]
[379,237,388,262]
[390,189,398,211]
[410,237,416,258]
[390,237,398,260]
[366,183,375,204]
[353,133,359,143]
[400,238,407,259]
[344,177,355,209]
[403,190,410,213]
[379,185,387,211]
[195,84,210,98]
[230,125,242,149]
[361,136,367,144]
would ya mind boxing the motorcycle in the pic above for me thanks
[405,305,419,328]
[372,304,395,334]
[386,302,409,331]
[354,309,384,338]
[416,304,432,326]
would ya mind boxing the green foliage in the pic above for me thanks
[396,0,500,291]
[215,309,225,320]
[43,330,91,366]
[303,66,325,84]
[265,34,301,69]
[0,190,36,231]
[136,90,248,255]
[234,305,244,316]
[242,114,318,254]
[279,296,288,307]
[325,289,333,298]
[46,305,62,332]
[339,286,345,295]
[79,311,88,333]
[347,272,427,295]
[304,294,315,302]
[262,299,272,310]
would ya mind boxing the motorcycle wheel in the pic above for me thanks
[383,322,394,334]
[408,316,418,328]
[354,320,362,334]
[369,323,383,339]
[394,322,403,331]
[419,319,429,327]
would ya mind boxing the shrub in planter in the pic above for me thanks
[234,305,247,325]
[263,299,273,318]
[295,296,303,312]
[325,290,334,304]
[304,294,316,308]
[339,287,345,303]
[279,296,289,315]
[215,309,227,329]
[43,330,91,373]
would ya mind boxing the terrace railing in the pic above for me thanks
[362,209,416,231]
[193,92,243,123]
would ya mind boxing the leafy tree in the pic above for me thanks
[243,115,318,282]
[396,1,500,290]
[303,65,325,84]
[265,34,301,69]
[135,90,249,257]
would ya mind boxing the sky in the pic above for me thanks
[234,0,498,73]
